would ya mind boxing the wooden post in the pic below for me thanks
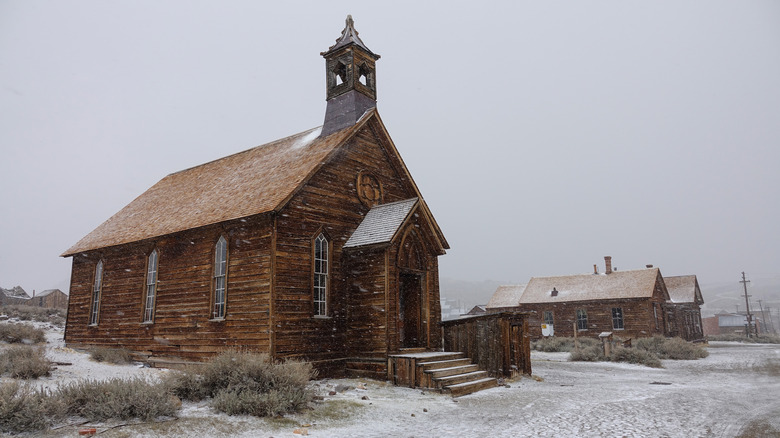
[573,321,579,350]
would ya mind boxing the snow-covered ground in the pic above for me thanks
[2,322,779,437]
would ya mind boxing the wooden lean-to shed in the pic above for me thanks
[664,275,705,341]
[61,16,449,379]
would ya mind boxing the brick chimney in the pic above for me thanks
[604,256,613,274]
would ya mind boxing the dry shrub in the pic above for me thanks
[637,336,709,360]
[0,322,46,344]
[708,333,780,344]
[1,305,65,326]
[89,346,133,364]
[166,351,316,417]
[533,336,599,352]
[609,346,663,368]
[0,346,52,379]
[0,381,62,434]
[569,345,605,362]
[57,377,179,422]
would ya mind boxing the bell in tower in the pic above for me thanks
[320,15,381,137]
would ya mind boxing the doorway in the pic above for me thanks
[399,272,423,348]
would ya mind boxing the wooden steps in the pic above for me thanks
[388,352,498,397]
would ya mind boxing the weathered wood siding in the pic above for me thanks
[28,291,69,309]
[441,313,531,377]
[64,215,273,360]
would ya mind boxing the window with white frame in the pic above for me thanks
[313,233,328,316]
[576,309,588,330]
[89,260,104,326]
[213,236,228,319]
[612,307,624,329]
[143,249,158,323]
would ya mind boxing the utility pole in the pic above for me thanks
[740,272,753,338]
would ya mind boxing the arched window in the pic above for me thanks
[142,249,158,323]
[213,236,228,319]
[313,233,328,316]
[89,260,104,326]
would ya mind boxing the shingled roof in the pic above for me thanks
[486,284,527,309]
[63,109,448,256]
[344,198,418,249]
[664,275,703,304]
[518,268,665,304]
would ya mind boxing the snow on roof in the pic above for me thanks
[36,289,65,297]
[518,268,662,304]
[486,284,527,309]
[343,198,418,249]
[664,275,701,304]
[1,286,30,299]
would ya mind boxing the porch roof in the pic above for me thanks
[343,198,418,249]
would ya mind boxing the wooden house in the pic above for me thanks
[61,17,450,379]
[28,289,69,310]
[0,286,31,307]
[487,257,671,341]
[663,275,704,341]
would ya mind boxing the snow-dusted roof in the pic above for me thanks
[36,289,65,297]
[486,284,527,309]
[344,198,418,249]
[664,275,702,304]
[518,268,664,304]
[1,286,30,299]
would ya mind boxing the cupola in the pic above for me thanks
[320,15,381,137]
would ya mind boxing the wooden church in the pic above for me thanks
[62,17,450,379]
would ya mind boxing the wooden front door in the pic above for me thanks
[399,272,423,348]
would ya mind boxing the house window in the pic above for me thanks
[543,311,554,326]
[653,303,659,330]
[212,236,228,319]
[576,309,588,330]
[89,260,104,326]
[313,233,329,317]
[142,249,158,323]
[612,307,624,330]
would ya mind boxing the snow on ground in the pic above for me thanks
[2,320,779,438]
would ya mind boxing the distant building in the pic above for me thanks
[487,257,677,341]
[703,311,764,336]
[463,305,487,316]
[664,275,705,341]
[28,289,69,309]
[0,286,31,306]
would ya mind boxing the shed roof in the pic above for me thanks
[486,284,528,309]
[37,289,65,297]
[344,198,418,249]
[664,275,703,304]
[63,109,448,256]
[518,268,664,304]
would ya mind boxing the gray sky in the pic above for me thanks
[2,1,779,295]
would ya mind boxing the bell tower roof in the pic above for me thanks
[321,15,380,60]
[320,15,381,137]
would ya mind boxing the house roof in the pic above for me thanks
[63,109,448,256]
[37,289,65,297]
[344,198,418,249]
[664,275,703,304]
[517,268,664,304]
[1,286,30,299]
[486,284,528,309]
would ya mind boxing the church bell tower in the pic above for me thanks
[320,16,380,137]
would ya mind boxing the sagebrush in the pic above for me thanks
[532,336,599,352]
[0,346,52,379]
[0,322,46,344]
[165,350,316,417]
[57,377,179,421]
[708,333,780,344]
[636,336,709,360]
[0,305,65,326]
